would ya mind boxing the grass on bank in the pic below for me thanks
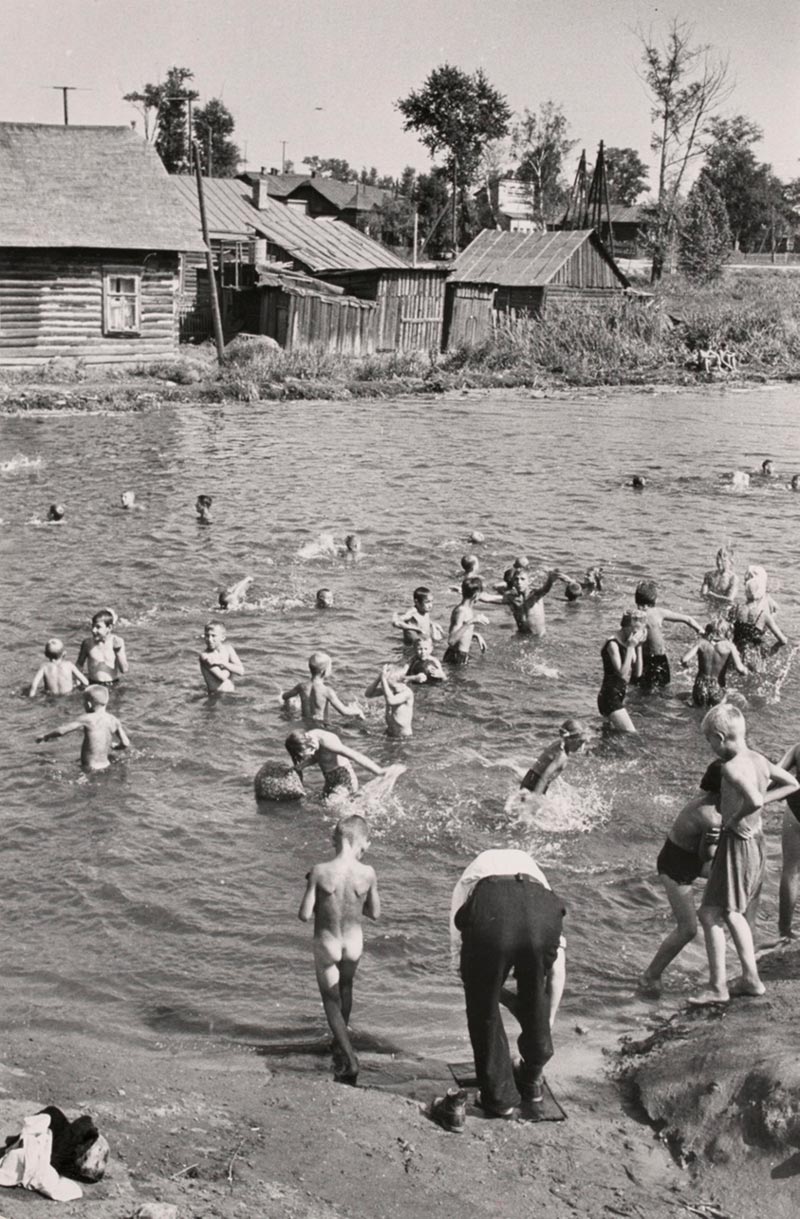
[1,270,798,409]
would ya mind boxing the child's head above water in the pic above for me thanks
[309,650,332,677]
[344,533,361,553]
[460,554,480,575]
[316,588,334,609]
[744,564,767,602]
[44,638,65,660]
[461,575,484,601]
[334,813,369,853]
[631,475,646,489]
[414,636,434,658]
[706,615,732,641]
[84,684,110,710]
[762,459,774,476]
[634,579,658,608]
[91,610,115,638]
[47,503,65,521]
[120,491,136,509]
[413,586,432,611]
[564,582,583,601]
[285,729,317,766]
[702,702,746,756]
[559,717,588,752]
[620,609,648,641]
[204,620,226,646]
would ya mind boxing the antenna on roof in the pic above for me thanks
[42,85,91,126]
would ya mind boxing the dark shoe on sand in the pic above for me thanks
[519,1078,544,1106]
[430,1088,467,1133]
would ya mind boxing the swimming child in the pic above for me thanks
[487,567,572,637]
[196,495,213,524]
[681,617,746,706]
[47,504,65,522]
[730,565,787,670]
[281,652,364,723]
[36,684,130,772]
[365,664,415,738]
[788,475,800,493]
[776,741,800,940]
[405,636,447,683]
[689,705,798,1005]
[340,533,361,557]
[565,566,604,601]
[218,575,254,610]
[298,813,380,1084]
[634,580,703,688]
[392,587,444,646]
[444,577,489,665]
[518,719,588,794]
[120,491,136,510]
[198,621,243,693]
[316,588,334,609]
[639,762,723,996]
[76,610,128,685]
[700,545,738,604]
[596,610,647,733]
[759,459,776,478]
[631,476,646,490]
[29,639,89,697]
[285,727,387,801]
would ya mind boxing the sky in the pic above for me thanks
[1,0,797,188]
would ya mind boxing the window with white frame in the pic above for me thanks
[103,270,141,335]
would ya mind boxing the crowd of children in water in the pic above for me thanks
[28,470,800,1110]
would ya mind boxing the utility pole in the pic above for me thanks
[193,141,225,363]
[280,141,287,174]
[451,156,458,253]
[47,86,82,125]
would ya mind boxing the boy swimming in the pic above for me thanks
[218,575,254,610]
[689,705,798,1005]
[680,617,746,707]
[634,580,702,688]
[519,719,588,794]
[281,652,364,724]
[285,728,387,801]
[316,588,334,609]
[298,813,380,1084]
[29,639,89,697]
[196,495,213,524]
[198,621,244,693]
[392,587,443,646]
[639,762,722,996]
[76,611,128,685]
[36,684,130,772]
[444,577,489,664]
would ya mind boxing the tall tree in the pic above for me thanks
[637,21,730,281]
[603,147,649,206]
[702,116,772,250]
[510,102,575,227]
[396,64,510,246]
[124,66,198,173]
[678,173,732,280]
[193,98,240,177]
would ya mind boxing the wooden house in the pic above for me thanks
[239,171,390,227]
[444,229,630,349]
[0,123,205,366]
[173,177,446,353]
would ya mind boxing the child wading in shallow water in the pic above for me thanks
[29,639,88,697]
[680,617,746,707]
[633,580,702,689]
[298,814,380,1085]
[36,684,129,772]
[596,610,647,733]
[689,705,798,1006]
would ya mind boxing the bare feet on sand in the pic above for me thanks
[688,989,729,1006]
[728,977,766,997]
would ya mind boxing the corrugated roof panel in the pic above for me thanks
[450,229,627,286]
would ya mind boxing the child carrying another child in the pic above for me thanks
[298,814,380,1085]
[198,622,244,694]
[36,684,130,772]
[77,610,128,686]
[281,652,364,724]
[29,639,88,697]
[689,705,798,1005]
[681,616,746,707]
[634,580,702,689]
[639,762,722,996]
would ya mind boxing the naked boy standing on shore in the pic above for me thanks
[298,814,380,1084]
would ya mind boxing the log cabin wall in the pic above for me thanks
[0,248,180,366]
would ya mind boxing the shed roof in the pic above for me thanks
[240,172,389,211]
[172,176,407,273]
[450,229,628,287]
[0,122,205,252]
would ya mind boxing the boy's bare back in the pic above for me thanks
[309,856,377,942]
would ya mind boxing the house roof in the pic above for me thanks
[172,176,407,273]
[240,172,389,211]
[449,229,628,287]
[607,204,646,224]
[0,122,205,252]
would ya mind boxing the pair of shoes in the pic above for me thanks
[474,1091,517,1119]
[430,1088,467,1133]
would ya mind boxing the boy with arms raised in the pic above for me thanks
[77,610,128,685]
[634,579,702,689]
[36,685,129,772]
[690,705,798,1005]
[487,567,573,637]
[298,814,380,1084]
[281,651,364,724]
[29,639,88,697]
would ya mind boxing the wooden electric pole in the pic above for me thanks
[193,141,225,363]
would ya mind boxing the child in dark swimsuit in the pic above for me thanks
[681,617,746,707]
[731,565,786,670]
[634,580,702,689]
[639,762,722,996]
[597,611,647,733]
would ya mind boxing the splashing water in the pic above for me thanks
[1,453,43,474]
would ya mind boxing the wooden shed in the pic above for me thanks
[444,229,630,350]
[250,269,377,356]
[0,123,205,366]
[319,263,449,353]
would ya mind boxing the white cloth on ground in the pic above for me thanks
[0,1113,83,1201]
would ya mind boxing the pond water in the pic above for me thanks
[2,385,799,1063]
